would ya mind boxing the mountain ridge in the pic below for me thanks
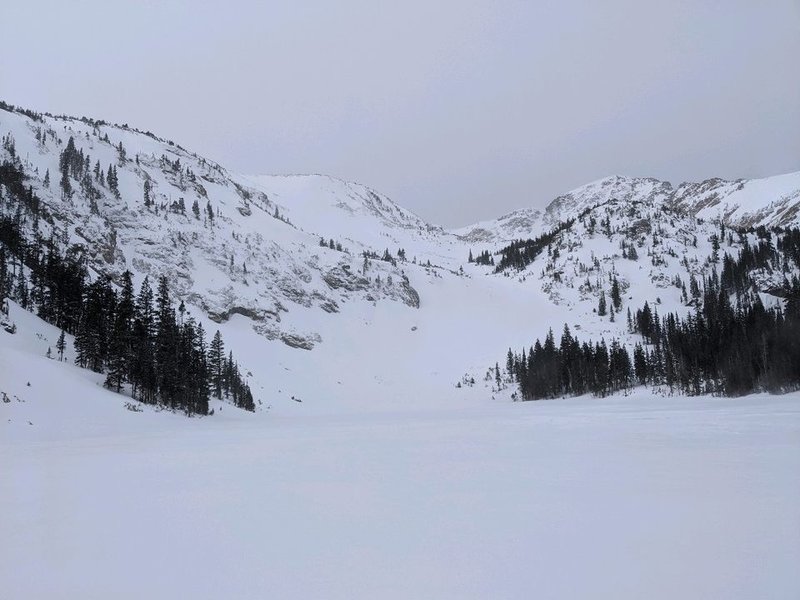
[2,99,800,416]
[4,99,798,239]
[454,171,800,245]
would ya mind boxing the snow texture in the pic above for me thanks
[2,105,799,598]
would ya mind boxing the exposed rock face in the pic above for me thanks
[206,306,268,324]
[323,266,370,292]
[627,218,652,237]
[667,175,800,229]
[397,280,421,309]
[456,208,542,244]
[2,102,799,362]
[544,177,674,226]
[0,106,429,354]
[280,332,321,350]
[454,173,800,246]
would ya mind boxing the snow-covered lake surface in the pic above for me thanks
[3,375,798,599]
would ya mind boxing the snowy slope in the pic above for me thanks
[3,101,800,599]
[453,175,674,244]
[671,170,800,228]
[247,174,439,240]
[544,176,674,224]
[3,307,799,599]
[2,102,800,416]
[455,172,800,244]
[0,107,426,354]
[452,207,543,244]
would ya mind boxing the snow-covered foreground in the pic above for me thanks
[2,379,798,599]
[4,95,800,599]
[2,276,799,599]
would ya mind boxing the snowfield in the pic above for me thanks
[2,104,800,598]
[2,311,799,599]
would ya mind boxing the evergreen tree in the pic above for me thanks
[611,276,622,312]
[56,329,66,362]
[104,271,134,392]
[132,277,156,403]
[208,330,225,399]
[598,290,607,316]
[154,276,178,406]
[143,179,152,207]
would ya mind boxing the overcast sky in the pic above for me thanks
[2,1,799,226]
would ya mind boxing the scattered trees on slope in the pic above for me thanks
[494,217,577,273]
[506,227,800,399]
[0,157,255,415]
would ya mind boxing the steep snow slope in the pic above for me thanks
[1,301,247,436]
[671,170,800,228]
[544,176,674,225]
[454,175,674,244]
[455,172,800,244]
[452,207,543,244]
[0,108,425,353]
[2,101,799,416]
[247,174,442,243]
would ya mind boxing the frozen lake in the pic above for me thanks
[3,383,798,600]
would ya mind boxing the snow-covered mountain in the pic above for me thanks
[452,207,543,244]
[2,100,799,415]
[3,101,800,598]
[670,171,800,228]
[0,106,431,353]
[456,172,800,244]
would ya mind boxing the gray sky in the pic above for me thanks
[2,1,799,227]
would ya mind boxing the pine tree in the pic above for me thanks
[132,277,156,403]
[143,179,152,207]
[611,276,622,312]
[191,322,211,414]
[105,271,134,392]
[56,329,66,361]
[208,330,225,399]
[60,161,72,198]
[154,276,177,407]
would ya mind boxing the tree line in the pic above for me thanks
[468,249,494,266]
[506,327,634,399]
[506,226,800,399]
[1,157,255,415]
[494,216,577,273]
